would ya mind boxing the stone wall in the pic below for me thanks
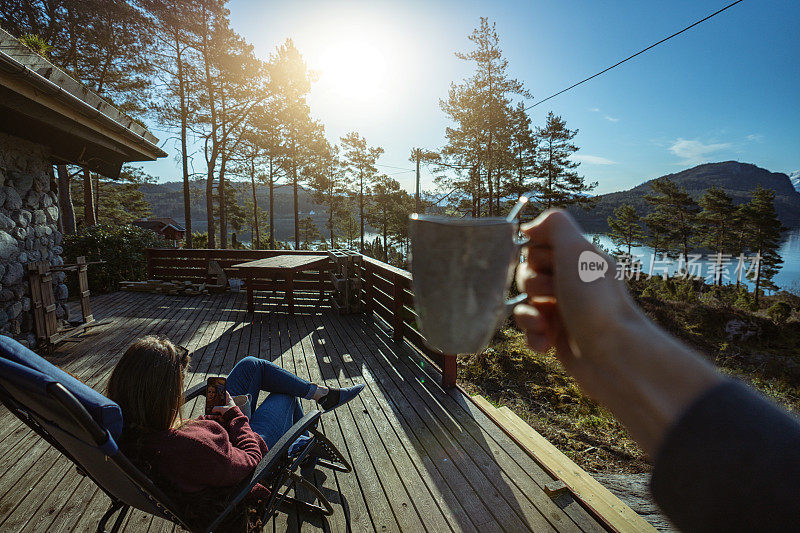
[0,131,66,346]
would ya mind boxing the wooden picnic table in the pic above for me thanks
[233,254,329,314]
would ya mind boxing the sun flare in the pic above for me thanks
[316,38,389,102]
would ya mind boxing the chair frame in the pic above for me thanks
[0,379,351,533]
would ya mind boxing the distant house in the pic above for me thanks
[132,217,186,245]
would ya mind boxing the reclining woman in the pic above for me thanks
[106,336,364,531]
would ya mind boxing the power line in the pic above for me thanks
[376,163,416,172]
[526,0,745,110]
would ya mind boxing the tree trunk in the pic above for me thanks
[82,168,96,226]
[292,141,299,250]
[93,174,99,222]
[206,168,215,249]
[176,36,192,247]
[219,158,228,249]
[250,161,260,249]
[56,165,76,234]
[359,170,365,252]
[269,158,275,249]
[754,248,762,304]
[415,151,420,213]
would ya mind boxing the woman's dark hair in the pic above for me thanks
[107,336,190,439]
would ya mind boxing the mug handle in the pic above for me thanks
[505,233,531,315]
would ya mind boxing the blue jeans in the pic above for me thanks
[226,356,316,453]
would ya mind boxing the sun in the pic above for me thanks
[316,38,388,103]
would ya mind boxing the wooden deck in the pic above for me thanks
[0,290,610,532]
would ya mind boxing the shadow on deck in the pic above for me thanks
[0,290,609,532]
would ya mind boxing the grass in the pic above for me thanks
[458,278,800,474]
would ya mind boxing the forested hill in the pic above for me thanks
[140,180,327,239]
[568,161,800,232]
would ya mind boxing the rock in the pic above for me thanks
[0,264,6,280]
[53,271,65,284]
[52,245,63,255]
[12,281,26,299]
[0,188,6,207]
[725,319,760,341]
[0,213,13,231]
[0,309,8,327]
[45,206,58,223]
[34,170,49,192]
[21,296,30,312]
[12,170,33,194]
[12,210,31,228]
[55,304,65,318]
[33,209,46,225]
[13,226,26,241]
[25,333,36,348]
[55,283,68,300]
[24,236,34,250]
[0,289,12,302]
[50,255,63,267]
[25,191,41,208]
[28,249,40,262]
[593,473,677,531]
[17,251,27,264]
[0,230,17,260]
[54,230,62,245]
[3,262,24,286]
[41,193,53,207]
[7,301,22,319]
[33,225,45,238]
[4,187,21,210]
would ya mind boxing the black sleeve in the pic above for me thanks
[651,380,800,532]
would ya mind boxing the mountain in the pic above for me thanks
[789,170,800,193]
[568,161,800,232]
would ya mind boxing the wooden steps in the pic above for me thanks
[470,395,656,533]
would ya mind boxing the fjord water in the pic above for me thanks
[590,228,800,292]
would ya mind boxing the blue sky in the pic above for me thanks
[137,0,800,195]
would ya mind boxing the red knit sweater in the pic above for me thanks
[140,406,269,496]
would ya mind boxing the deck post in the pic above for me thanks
[145,248,153,279]
[442,354,457,388]
[362,263,372,314]
[392,273,404,342]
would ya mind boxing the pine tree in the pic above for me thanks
[533,112,596,210]
[365,175,402,261]
[643,177,698,262]
[271,39,317,249]
[698,186,735,285]
[308,142,347,248]
[740,185,785,303]
[298,216,321,250]
[340,132,383,252]
[607,204,645,256]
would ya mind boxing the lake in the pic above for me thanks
[589,228,800,292]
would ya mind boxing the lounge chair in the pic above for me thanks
[0,336,351,532]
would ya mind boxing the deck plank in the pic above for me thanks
[0,291,611,532]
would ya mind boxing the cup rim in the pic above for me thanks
[409,214,511,226]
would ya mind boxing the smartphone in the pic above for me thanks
[205,377,227,415]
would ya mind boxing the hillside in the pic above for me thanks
[568,161,800,232]
[140,180,329,240]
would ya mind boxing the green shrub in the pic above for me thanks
[63,224,166,293]
[734,289,757,312]
[767,301,792,324]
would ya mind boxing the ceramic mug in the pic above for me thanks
[409,215,528,354]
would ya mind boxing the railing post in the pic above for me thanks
[145,249,153,279]
[362,262,373,314]
[442,354,457,389]
[392,273,404,342]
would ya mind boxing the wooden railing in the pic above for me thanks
[144,249,456,387]
[359,256,455,388]
[145,248,329,291]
